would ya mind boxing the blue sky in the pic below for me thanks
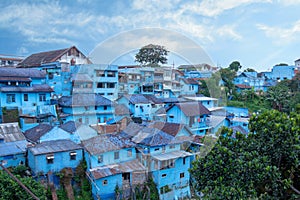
[1,0,300,72]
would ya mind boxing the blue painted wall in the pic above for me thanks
[28,148,83,175]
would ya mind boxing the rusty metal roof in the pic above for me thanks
[90,159,146,180]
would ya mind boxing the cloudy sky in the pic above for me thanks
[0,0,300,71]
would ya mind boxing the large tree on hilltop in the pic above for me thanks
[229,61,242,72]
[190,110,300,199]
[135,44,169,66]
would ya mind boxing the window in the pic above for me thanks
[107,93,113,95]
[169,145,175,149]
[24,94,28,101]
[107,71,116,77]
[114,151,119,159]
[127,149,132,157]
[162,174,167,178]
[154,148,160,151]
[96,70,105,77]
[98,155,103,163]
[7,94,15,103]
[102,180,108,185]
[169,115,174,119]
[122,173,130,181]
[97,82,105,88]
[46,154,54,164]
[107,83,115,88]
[183,157,186,165]
[180,173,185,178]
[85,117,89,124]
[103,106,107,110]
[39,94,46,102]
[70,152,77,160]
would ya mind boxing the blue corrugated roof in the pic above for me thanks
[0,140,27,156]
[29,139,82,155]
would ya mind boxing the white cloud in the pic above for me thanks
[277,0,300,6]
[216,25,242,40]
[257,20,300,44]
[180,0,271,17]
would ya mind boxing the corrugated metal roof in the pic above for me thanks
[90,159,146,180]
[170,102,211,117]
[24,124,54,143]
[0,84,53,93]
[18,47,69,67]
[82,134,135,155]
[29,139,82,155]
[0,77,31,82]
[58,93,112,107]
[0,123,26,142]
[114,104,130,115]
[0,140,27,156]
[151,151,192,161]
[0,68,46,78]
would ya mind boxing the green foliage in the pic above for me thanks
[229,61,242,72]
[11,165,29,177]
[0,169,47,200]
[190,110,300,199]
[243,68,256,72]
[56,188,68,199]
[135,177,159,200]
[265,80,291,112]
[2,107,19,123]
[135,44,168,66]
[275,63,288,66]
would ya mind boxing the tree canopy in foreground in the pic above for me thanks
[190,110,300,199]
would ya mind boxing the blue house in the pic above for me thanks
[59,121,98,143]
[118,67,141,95]
[82,134,146,199]
[0,122,28,168]
[27,139,83,175]
[117,94,164,121]
[270,65,295,81]
[166,102,211,136]
[58,93,114,125]
[180,78,199,95]
[233,72,265,91]
[0,68,56,129]
[139,67,155,95]
[24,123,82,144]
[18,46,92,97]
[123,124,193,200]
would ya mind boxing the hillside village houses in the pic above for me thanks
[0,46,299,199]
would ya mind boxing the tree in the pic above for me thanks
[265,81,291,112]
[244,68,256,72]
[229,61,242,72]
[135,44,168,66]
[190,110,300,199]
[0,169,47,200]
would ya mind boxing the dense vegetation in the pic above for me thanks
[190,110,300,199]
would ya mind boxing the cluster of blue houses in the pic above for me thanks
[0,46,298,199]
